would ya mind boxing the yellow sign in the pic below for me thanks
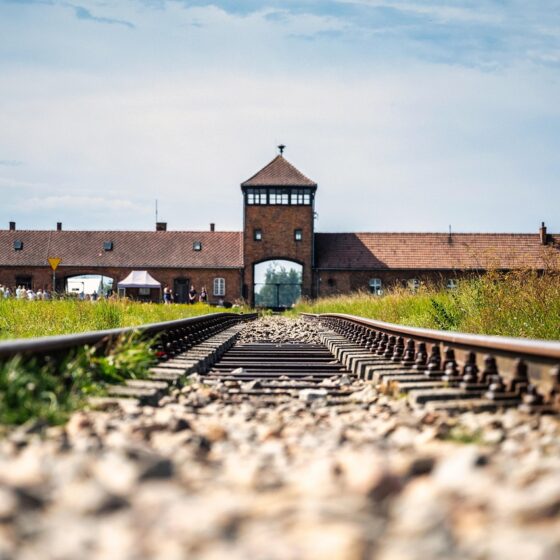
[48,258,61,271]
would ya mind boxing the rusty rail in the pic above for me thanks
[0,312,257,364]
[303,313,560,413]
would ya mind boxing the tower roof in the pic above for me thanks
[241,155,317,188]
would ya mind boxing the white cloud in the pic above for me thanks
[25,195,143,211]
[0,0,559,234]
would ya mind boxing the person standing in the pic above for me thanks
[199,286,208,303]
[188,285,197,304]
[163,286,172,304]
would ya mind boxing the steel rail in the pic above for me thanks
[302,313,560,364]
[0,312,257,363]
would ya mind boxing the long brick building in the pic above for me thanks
[1,149,558,305]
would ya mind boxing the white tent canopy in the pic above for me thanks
[117,271,161,289]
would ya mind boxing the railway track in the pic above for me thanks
[0,314,559,559]
[1,309,558,416]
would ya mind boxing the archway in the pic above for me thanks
[254,260,303,309]
[65,274,114,297]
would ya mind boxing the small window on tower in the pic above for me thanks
[254,229,262,241]
[294,229,303,241]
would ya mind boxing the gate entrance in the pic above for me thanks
[254,260,302,309]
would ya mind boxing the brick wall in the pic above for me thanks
[314,269,473,297]
[0,266,243,304]
[243,205,314,303]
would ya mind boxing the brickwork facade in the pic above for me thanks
[0,266,242,304]
[314,269,468,297]
[243,205,315,304]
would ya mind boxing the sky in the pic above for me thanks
[1,0,559,234]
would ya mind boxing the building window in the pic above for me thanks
[15,276,32,289]
[294,229,303,241]
[369,278,382,295]
[269,188,290,205]
[13,240,23,251]
[290,189,312,205]
[446,278,458,290]
[254,228,262,241]
[327,278,336,287]
[408,278,420,291]
[103,241,113,251]
[193,241,202,251]
[246,188,267,205]
[213,277,225,296]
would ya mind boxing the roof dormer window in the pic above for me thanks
[193,241,202,251]
[13,240,23,251]
[103,241,113,251]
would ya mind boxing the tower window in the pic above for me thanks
[254,228,262,241]
[269,188,290,205]
[294,229,303,241]
[246,188,267,205]
[291,189,312,205]
[193,241,202,251]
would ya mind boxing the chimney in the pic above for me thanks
[210,223,215,232]
[539,221,548,245]
[9,221,15,231]
[56,222,62,231]
[156,222,167,232]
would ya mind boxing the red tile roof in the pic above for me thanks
[241,155,317,188]
[315,233,560,270]
[0,231,243,269]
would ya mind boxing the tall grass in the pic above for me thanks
[293,270,560,340]
[0,299,246,340]
[0,333,156,426]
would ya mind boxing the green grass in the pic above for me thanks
[0,299,252,427]
[0,333,156,426]
[0,299,248,340]
[293,270,560,340]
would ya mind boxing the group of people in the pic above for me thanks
[0,284,108,302]
[163,285,208,304]
[0,284,53,300]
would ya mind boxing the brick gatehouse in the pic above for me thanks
[1,148,559,306]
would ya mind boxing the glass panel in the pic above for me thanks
[213,278,225,296]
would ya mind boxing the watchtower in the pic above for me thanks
[241,147,317,306]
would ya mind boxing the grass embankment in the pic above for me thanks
[293,271,560,340]
[0,299,246,340]
[0,299,248,426]
[0,333,156,426]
